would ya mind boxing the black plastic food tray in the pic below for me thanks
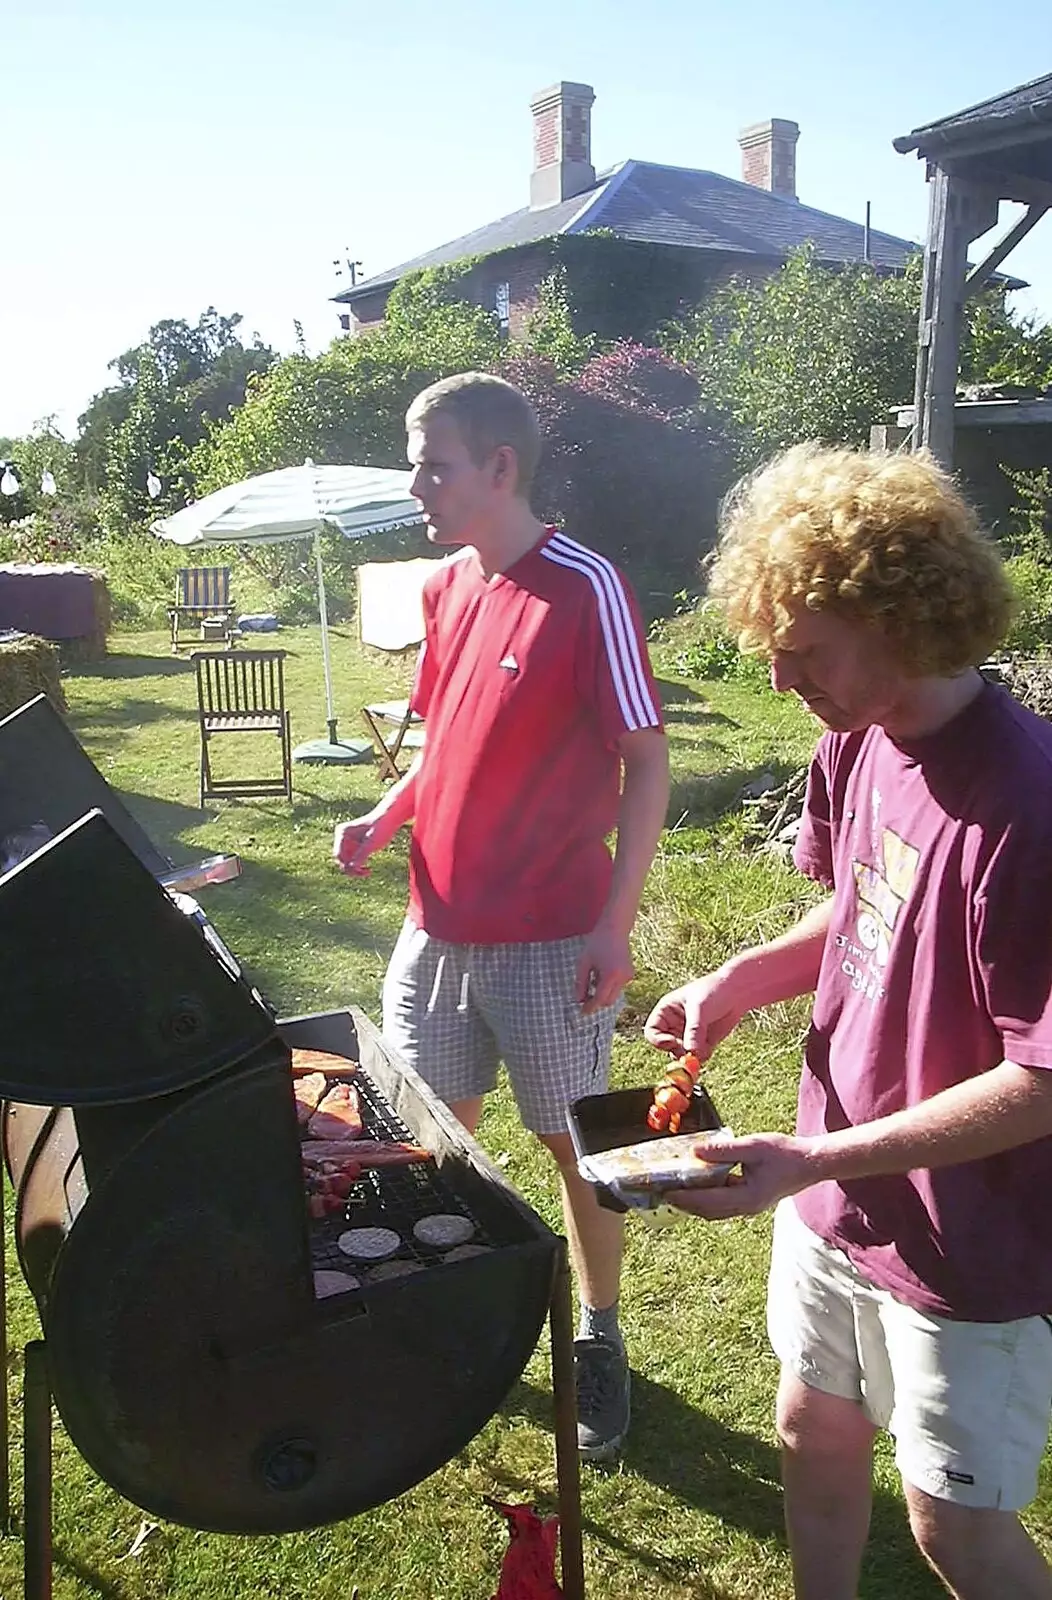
[566,1082,726,1213]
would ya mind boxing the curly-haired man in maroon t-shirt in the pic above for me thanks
[647,443,1052,1599]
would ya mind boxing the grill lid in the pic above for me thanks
[0,809,274,1103]
[0,694,170,878]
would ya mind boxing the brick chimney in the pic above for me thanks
[530,82,596,209]
[738,119,800,199]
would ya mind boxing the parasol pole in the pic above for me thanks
[313,529,339,743]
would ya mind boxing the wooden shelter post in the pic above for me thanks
[912,170,997,466]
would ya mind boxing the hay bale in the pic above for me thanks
[0,634,67,719]
[0,562,110,662]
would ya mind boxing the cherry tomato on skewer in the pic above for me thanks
[646,1050,703,1133]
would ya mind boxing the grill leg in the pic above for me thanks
[550,1241,585,1600]
[23,1341,52,1600]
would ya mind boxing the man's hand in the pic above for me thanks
[670,1131,813,1219]
[644,971,747,1060]
[333,815,388,877]
[576,923,633,1014]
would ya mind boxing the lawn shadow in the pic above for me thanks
[111,789,216,861]
[66,653,193,681]
[658,680,739,734]
[667,759,802,829]
[502,1373,945,1597]
[655,678,707,705]
[69,697,188,731]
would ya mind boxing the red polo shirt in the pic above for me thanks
[407,529,662,944]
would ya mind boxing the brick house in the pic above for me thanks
[334,82,921,342]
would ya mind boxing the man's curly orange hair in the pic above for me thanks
[709,444,1013,675]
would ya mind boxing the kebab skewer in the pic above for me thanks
[646,1051,702,1135]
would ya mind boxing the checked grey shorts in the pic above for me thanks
[381,919,617,1135]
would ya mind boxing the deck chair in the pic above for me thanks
[357,559,439,781]
[169,566,236,652]
[193,649,292,807]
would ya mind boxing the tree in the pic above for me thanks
[960,291,1052,391]
[665,245,1052,472]
[190,265,503,492]
[501,344,732,606]
[664,244,921,467]
[74,308,276,501]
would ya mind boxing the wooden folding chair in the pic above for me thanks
[169,566,236,652]
[193,649,292,806]
[360,699,426,782]
[357,559,441,782]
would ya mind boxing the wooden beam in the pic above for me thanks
[912,172,998,467]
[942,158,1052,210]
[965,203,1049,296]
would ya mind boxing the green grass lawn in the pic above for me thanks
[2,620,1049,1599]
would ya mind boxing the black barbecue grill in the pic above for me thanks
[0,695,585,1600]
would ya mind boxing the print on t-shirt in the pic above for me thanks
[837,822,919,1005]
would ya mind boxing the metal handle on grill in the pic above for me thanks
[160,854,241,894]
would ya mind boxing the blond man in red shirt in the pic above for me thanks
[334,373,669,1460]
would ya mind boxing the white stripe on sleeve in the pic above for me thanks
[541,534,661,730]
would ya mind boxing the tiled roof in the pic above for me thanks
[334,159,919,305]
[588,161,915,270]
[333,176,619,299]
[894,72,1052,156]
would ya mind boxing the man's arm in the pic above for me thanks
[332,753,422,877]
[644,896,835,1057]
[577,726,669,1012]
[677,1061,1052,1219]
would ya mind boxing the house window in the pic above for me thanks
[494,281,511,331]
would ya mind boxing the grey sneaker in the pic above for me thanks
[574,1336,630,1462]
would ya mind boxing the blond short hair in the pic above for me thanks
[709,444,1013,675]
[405,373,542,497]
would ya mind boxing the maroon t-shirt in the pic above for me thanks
[407,530,662,944]
[793,681,1052,1320]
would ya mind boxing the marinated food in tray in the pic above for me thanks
[294,1070,328,1126]
[301,1139,429,1167]
[413,1213,476,1250]
[313,1269,361,1297]
[291,1047,359,1078]
[308,1082,364,1140]
[646,1051,702,1134]
[579,1134,734,1197]
[338,1226,402,1262]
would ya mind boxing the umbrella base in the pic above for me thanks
[292,736,373,765]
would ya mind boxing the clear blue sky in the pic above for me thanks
[2,0,1050,439]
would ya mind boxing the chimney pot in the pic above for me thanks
[738,118,800,199]
[530,82,596,210]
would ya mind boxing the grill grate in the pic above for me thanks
[305,1067,503,1278]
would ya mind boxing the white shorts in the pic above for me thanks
[767,1200,1052,1510]
[381,920,617,1135]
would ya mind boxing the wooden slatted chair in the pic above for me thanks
[169,566,236,652]
[193,649,292,807]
